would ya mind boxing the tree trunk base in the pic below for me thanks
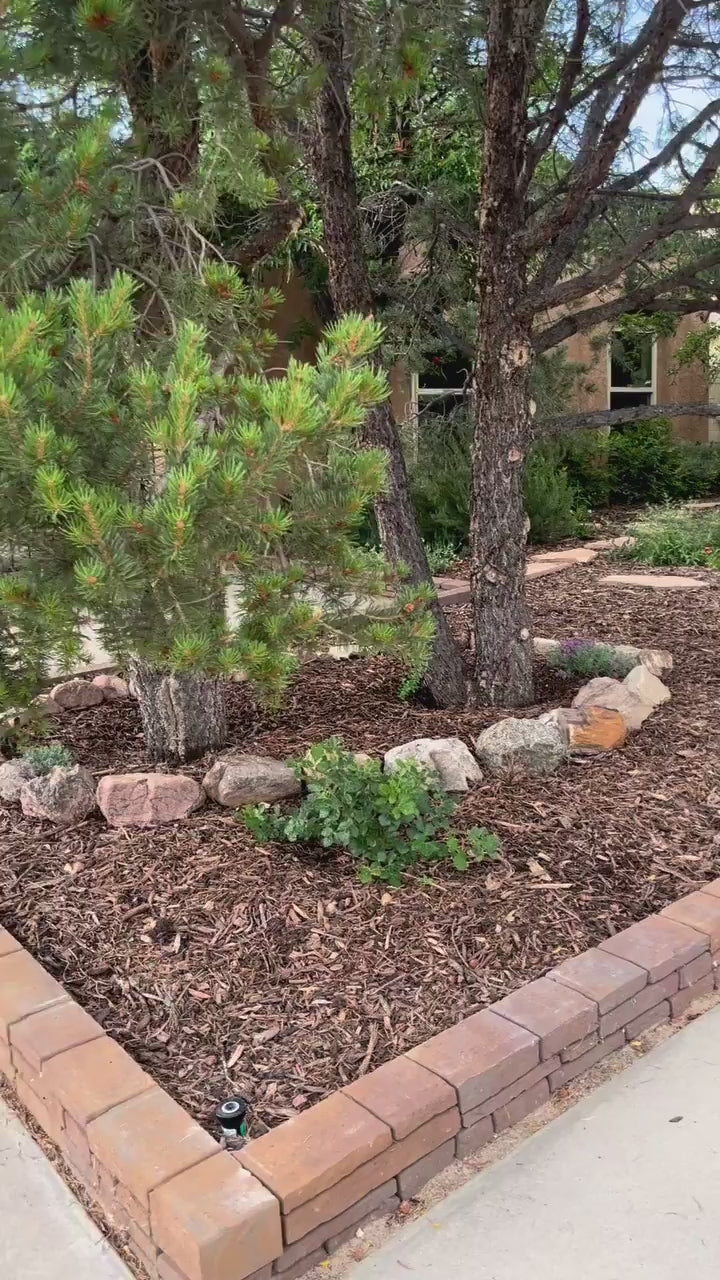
[129,660,228,764]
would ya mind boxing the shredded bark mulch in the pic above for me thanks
[1,561,719,1140]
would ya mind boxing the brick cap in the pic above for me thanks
[0,950,67,1039]
[599,915,707,982]
[151,1152,282,1280]
[43,1035,154,1124]
[660,891,720,952]
[407,1008,539,1111]
[343,1054,456,1139]
[237,1091,391,1212]
[491,977,597,1058]
[88,1086,219,1207]
[10,999,104,1071]
[548,947,647,1014]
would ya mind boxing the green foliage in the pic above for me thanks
[409,412,586,548]
[240,738,500,886]
[606,419,683,505]
[0,278,434,716]
[424,538,461,574]
[547,640,636,680]
[22,744,75,774]
[623,507,720,568]
[558,423,720,509]
[523,447,589,544]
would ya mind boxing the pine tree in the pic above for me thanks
[0,271,434,762]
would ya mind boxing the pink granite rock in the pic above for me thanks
[91,673,129,701]
[50,679,104,710]
[96,773,204,827]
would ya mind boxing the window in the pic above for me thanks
[609,331,655,410]
[413,351,471,421]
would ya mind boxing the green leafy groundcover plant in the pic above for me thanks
[623,506,720,568]
[547,639,636,680]
[241,738,499,886]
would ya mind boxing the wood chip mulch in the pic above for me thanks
[1,561,719,1140]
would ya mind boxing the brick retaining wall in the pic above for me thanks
[2,883,720,1280]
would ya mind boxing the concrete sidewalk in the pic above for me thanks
[348,1004,720,1280]
[0,1097,131,1279]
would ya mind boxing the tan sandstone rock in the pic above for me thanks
[571,677,652,731]
[623,665,671,707]
[202,754,300,807]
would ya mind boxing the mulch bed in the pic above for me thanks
[1,561,719,1140]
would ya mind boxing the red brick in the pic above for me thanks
[238,1093,391,1214]
[455,1116,494,1159]
[325,1194,399,1253]
[599,916,706,982]
[625,1001,670,1040]
[461,1056,558,1127]
[13,1074,63,1143]
[116,1181,152,1233]
[128,1217,159,1269]
[599,971,678,1038]
[0,951,67,1041]
[679,951,713,989]
[397,1139,455,1200]
[43,1036,153,1125]
[275,1182,397,1270]
[671,973,714,1017]
[0,927,21,958]
[151,1152,283,1280]
[10,1000,104,1073]
[283,1109,459,1244]
[12,1047,64,1135]
[560,1032,599,1064]
[661,891,720,951]
[88,1087,217,1208]
[493,1078,550,1133]
[343,1055,456,1140]
[548,947,647,1014]
[407,1009,539,1113]
[697,878,720,899]
[158,1255,193,1280]
[549,1029,625,1090]
[492,978,597,1060]
[0,1037,14,1081]
[273,1250,326,1280]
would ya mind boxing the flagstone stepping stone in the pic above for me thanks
[584,536,635,550]
[600,573,706,590]
[530,547,598,564]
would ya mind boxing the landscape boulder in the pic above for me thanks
[202,754,300,807]
[571,677,652,732]
[638,648,673,678]
[623,665,671,707]
[383,737,482,791]
[31,693,64,716]
[539,706,628,753]
[475,718,567,774]
[20,765,96,825]
[0,758,39,803]
[91,674,129,701]
[97,773,204,827]
[50,679,104,711]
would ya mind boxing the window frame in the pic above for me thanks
[607,330,657,409]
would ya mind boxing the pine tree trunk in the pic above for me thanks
[469,0,541,707]
[306,0,467,707]
[129,659,227,764]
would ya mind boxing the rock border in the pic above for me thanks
[2,882,720,1280]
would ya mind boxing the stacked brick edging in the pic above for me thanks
[2,883,720,1280]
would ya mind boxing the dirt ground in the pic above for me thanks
[1,559,719,1139]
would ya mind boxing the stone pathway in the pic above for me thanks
[348,1001,720,1280]
[0,1096,130,1280]
[599,573,707,591]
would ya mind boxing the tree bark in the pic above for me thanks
[469,1,547,707]
[305,0,467,707]
[129,659,227,764]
